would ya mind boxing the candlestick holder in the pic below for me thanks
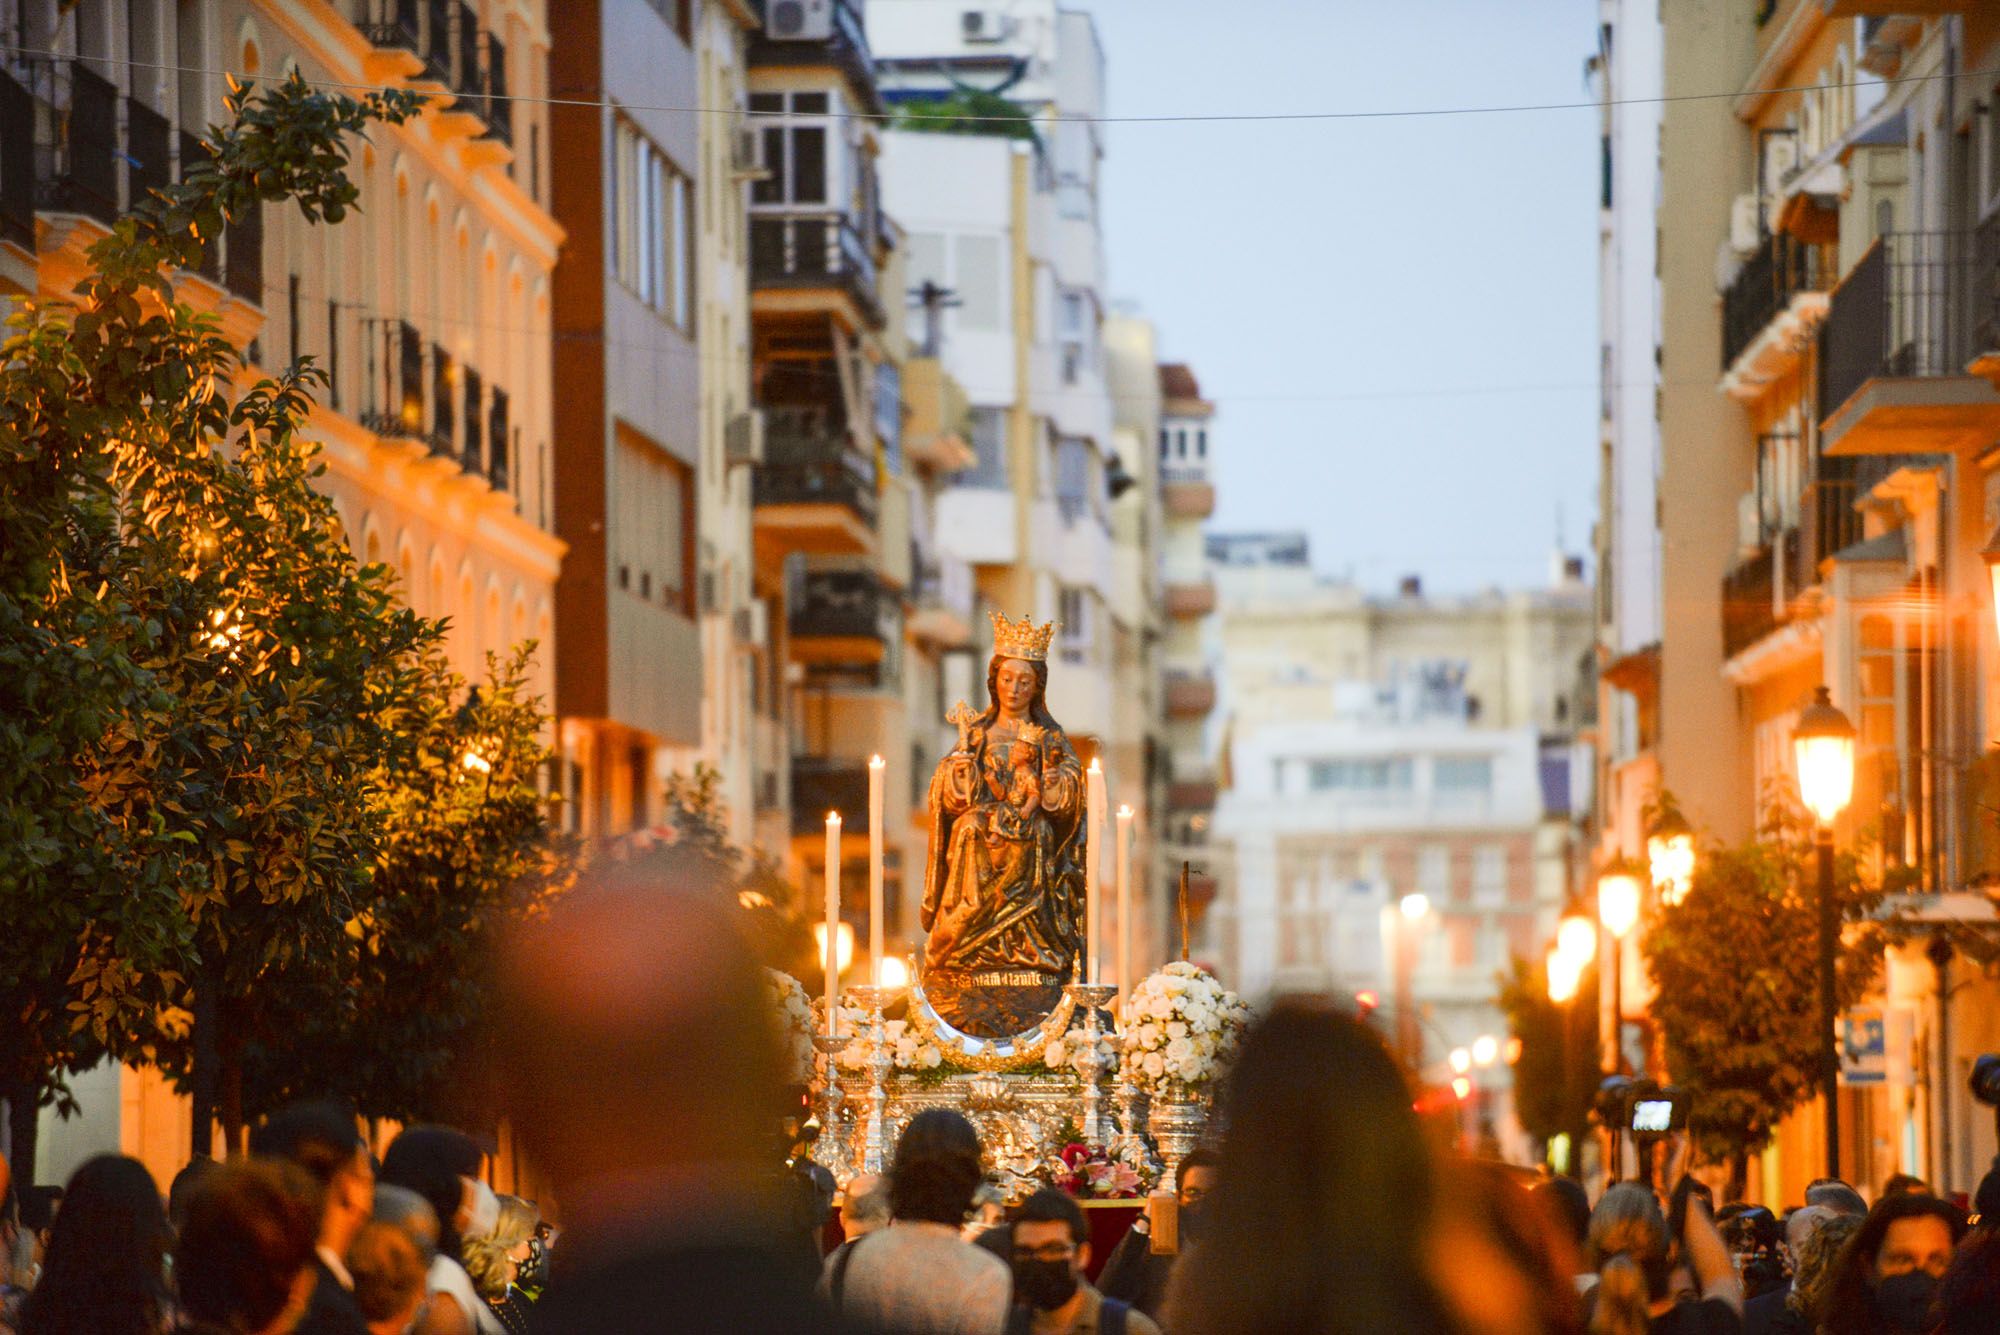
[847,984,904,1174]
[1063,982,1118,1145]
[811,1032,856,1184]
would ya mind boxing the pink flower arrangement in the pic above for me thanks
[1049,1143,1143,1199]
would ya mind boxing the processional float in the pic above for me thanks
[771,612,1249,1200]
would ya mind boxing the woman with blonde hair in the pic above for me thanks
[1586,1177,1741,1335]
[460,1197,538,1335]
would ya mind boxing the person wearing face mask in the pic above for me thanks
[1095,1149,1218,1319]
[378,1126,497,1335]
[1818,1193,1967,1335]
[1007,1191,1158,1335]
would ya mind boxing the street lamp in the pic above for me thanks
[1547,944,1581,1178]
[1647,808,1696,906]
[1793,685,1856,1180]
[1598,866,1642,1074]
[1392,893,1432,1070]
[1556,913,1597,976]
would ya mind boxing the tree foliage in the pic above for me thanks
[236,647,576,1126]
[1642,814,1882,1186]
[0,73,572,1160]
[1496,953,1599,1153]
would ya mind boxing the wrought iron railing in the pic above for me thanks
[1721,543,1780,659]
[1722,231,1832,370]
[749,211,881,324]
[754,406,878,523]
[1819,231,2000,419]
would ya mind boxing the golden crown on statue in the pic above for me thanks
[989,611,1058,663]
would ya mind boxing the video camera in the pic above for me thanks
[1596,1075,1691,1137]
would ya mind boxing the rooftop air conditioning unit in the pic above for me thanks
[725,409,766,467]
[767,0,835,41]
[962,8,1009,42]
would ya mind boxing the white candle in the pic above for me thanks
[1115,804,1133,996]
[825,810,841,1036]
[868,755,885,985]
[1086,759,1105,984]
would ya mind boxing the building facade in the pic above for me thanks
[1208,540,1594,1145]
[872,0,1172,980]
[1603,0,2000,1203]
[548,0,708,838]
[1,0,563,1187]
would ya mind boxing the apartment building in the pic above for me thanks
[871,1,1169,971]
[1587,0,1664,871]
[1156,363,1220,943]
[0,0,562,1186]
[1208,541,1594,1142]
[1623,0,2000,1201]
[548,0,708,837]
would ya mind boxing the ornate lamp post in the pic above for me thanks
[1794,686,1856,1180]
[1596,865,1642,1074]
[1647,808,1696,907]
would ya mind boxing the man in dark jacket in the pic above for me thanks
[1097,1149,1221,1318]
[494,845,854,1333]
[249,1100,375,1335]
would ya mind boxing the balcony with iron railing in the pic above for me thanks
[752,406,878,561]
[789,567,893,652]
[749,211,883,329]
[1818,230,2000,455]
[1720,542,1784,661]
[789,758,872,837]
[358,317,513,487]
[1720,230,1833,399]
[11,60,249,293]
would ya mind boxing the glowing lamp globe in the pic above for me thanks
[1792,686,1856,827]
[1471,1034,1500,1068]
[1449,1047,1472,1075]
[1646,809,1696,906]
[1399,892,1431,922]
[1597,870,1642,939]
[1546,946,1579,1004]
[1556,914,1597,973]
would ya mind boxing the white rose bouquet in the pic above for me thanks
[765,969,816,1085]
[1040,1027,1118,1081]
[1118,961,1253,1099]
[808,998,948,1076]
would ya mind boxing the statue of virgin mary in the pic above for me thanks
[919,613,1086,1036]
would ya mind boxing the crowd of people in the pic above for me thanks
[0,847,1996,1334]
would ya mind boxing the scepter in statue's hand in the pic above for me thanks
[947,699,978,754]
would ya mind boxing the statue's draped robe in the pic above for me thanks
[921,726,1085,981]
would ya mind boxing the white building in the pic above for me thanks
[874,3,1163,950]
[1209,537,1595,1148]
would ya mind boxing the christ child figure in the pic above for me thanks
[981,723,1046,861]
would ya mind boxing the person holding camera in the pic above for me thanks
[1586,1133,1743,1335]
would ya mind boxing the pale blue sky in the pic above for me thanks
[1091,0,1602,593]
